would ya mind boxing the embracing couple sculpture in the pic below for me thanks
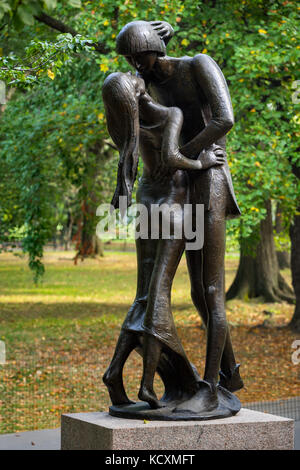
[102,20,243,420]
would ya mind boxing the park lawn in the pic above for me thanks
[0,250,299,433]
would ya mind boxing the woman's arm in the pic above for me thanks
[162,108,225,171]
[138,95,225,171]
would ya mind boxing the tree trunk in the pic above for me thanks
[72,141,113,263]
[73,200,104,263]
[277,250,290,270]
[227,200,294,303]
[64,211,73,251]
[289,210,300,331]
[289,164,300,331]
[93,235,104,257]
[275,204,290,269]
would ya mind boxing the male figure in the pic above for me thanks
[115,20,243,412]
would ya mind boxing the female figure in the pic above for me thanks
[102,71,224,410]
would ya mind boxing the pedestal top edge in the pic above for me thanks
[61,408,294,430]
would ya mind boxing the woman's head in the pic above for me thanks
[102,72,145,209]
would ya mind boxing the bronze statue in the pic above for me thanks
[102,21,243,420]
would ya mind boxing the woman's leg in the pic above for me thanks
[103,237,158,405]
[138,236,188,408]
[103,330,138,405]
[138,333,164,408]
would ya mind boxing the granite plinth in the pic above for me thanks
[61,408,294,450]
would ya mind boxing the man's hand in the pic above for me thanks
[198,147,226,170]
[150,21,174,45]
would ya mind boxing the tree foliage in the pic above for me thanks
[0,0,299,281]
[0,1,82,28]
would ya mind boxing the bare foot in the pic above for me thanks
[138,385,165,409]
[174,380,218,414]
[103,369,134,406]
[219,364,244,392]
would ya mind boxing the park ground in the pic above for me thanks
[0,250,299,434]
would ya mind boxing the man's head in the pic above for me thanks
[116,21,166,74]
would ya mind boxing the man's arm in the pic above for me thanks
[150,21,174,46]
[180,54,234,157]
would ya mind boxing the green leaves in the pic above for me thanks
[68,0,82,7]
[16,5,35,26]
[43,0,58,10]
[0,2,11,21]
[1,0,299,280]
[0,1,82,29]
[0,33,96,85]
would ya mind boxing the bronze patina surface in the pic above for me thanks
[102,20,243,420]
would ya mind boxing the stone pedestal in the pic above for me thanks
[61,408,294,450]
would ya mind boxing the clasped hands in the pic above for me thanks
[196,144,226,170]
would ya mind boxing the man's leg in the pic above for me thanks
[186,209,243,391]
[176,206,235,414]
[201,210,227,386]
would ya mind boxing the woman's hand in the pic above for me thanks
[150,21,174,45]
[198,147,226,170]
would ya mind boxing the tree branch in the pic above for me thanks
[35,12,109,54]
[104,139,117,151]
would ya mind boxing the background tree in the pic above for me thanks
[289,162,300,332]
[170,0,299,303]
[0,0,299,294]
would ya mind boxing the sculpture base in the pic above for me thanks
[61,409,294,450]
[109,385,241,421]
[109,402,235,421]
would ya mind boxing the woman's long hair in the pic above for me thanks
[102,72,140,210]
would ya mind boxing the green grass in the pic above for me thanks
[0,250,298,433]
